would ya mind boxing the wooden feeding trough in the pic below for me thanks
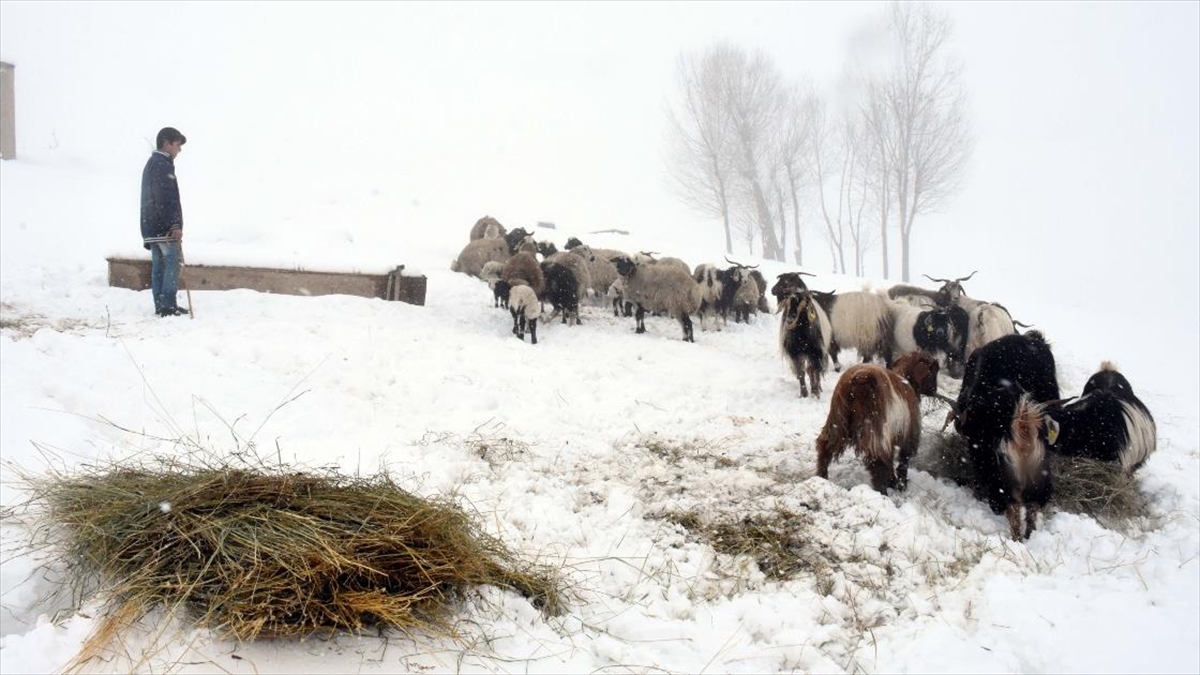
[106,258,426,306]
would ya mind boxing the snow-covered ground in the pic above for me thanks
[1,151,1198,674]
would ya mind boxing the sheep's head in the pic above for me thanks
[505,227,532,254]
[610,255,636,277]
[564,236,584,250]
[570,244,596,263]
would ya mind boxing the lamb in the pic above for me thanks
[610,255,702,342]
[508,283,540,344]
[479,260,509,308]
[814,352,940,494]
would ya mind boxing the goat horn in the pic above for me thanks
[1039,396,1078,408]
[1013,320,1035,328]
[923,273,950,284]
[796,271,816,277]
[724,255,745,267]
[954,270,979,283]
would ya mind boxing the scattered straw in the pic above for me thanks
[8,455,563,663]
[661,506,831,582]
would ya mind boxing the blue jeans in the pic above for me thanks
[150,241,182,313]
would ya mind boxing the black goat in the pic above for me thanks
[1045,362,1156,472]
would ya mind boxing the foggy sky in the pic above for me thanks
[1,1,1197,332]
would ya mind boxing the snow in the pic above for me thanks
[1,151,1197,674]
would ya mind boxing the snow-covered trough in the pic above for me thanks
[105,257,427,305]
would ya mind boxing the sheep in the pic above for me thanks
[693,263,724,331]
[610,255,702,342]
[778,290,833,398]
[480,260,509,308]
[469,215,506,241]
[508,283,540,344]
[545,245,596,316]
[1045,362,1156,473]
[606,278,630,317]
[540,261,581,326]
[748,270,771,314]
[823,291,895,371]
[815,352,941,494]
[451,237,510,277]
[501,251,546,298]
[585,247,625,308]
[536,241,559,259]
[732,272,761,323]
[503,227,533,255]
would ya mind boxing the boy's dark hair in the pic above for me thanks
[156,127,187,150]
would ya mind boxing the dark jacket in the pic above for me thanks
[141,150,182,249]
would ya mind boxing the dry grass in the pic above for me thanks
[7,454,563,664]
[918,431,1148,527]
[661,506,832,583]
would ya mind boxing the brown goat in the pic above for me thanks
[814,352,940,494]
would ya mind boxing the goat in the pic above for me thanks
[469,215,506,241]
[822,291,895,371]
[889,301,968,370]
[501,251,546,298]
[692,263,724,331]
[815,352,940,494]
[964,302,1018,363]
[540,261,581,326]
[1045,362,1156,472]
[952,331,1062,540]
[778,291,832,398]
[508,283,540,344]
[610,255,702,342]
[888,271,978,308]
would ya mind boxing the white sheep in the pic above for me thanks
[611,255,702,342]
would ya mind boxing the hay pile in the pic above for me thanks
[663,507,829,582]
[917,431,1147,527]
[13,458,562,652]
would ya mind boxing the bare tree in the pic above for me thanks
[723,48,787,261]
[776,82,816,264]
[664,46,738,253]
[859,1,973,281]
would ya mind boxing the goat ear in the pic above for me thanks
[1045,418,1060,445]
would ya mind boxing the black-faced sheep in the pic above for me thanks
[611,255,702,342]
[541,261,581,326]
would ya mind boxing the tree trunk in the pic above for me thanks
[787,165,803,265]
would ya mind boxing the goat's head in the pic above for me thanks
[922,271,977,306]
[891,352,941,397]
[771,271,815,301]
